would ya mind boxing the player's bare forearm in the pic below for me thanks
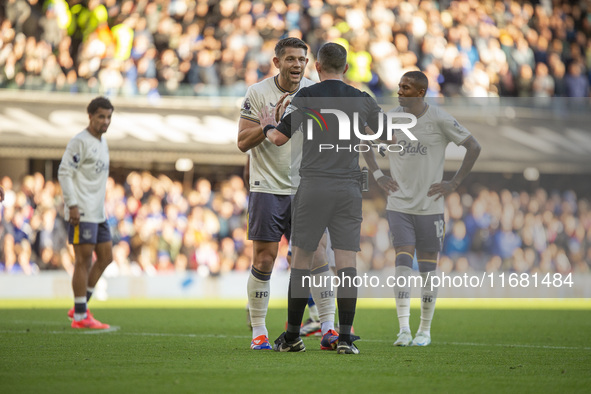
[450,136,481,187]
[267,129,289,146]
[237,118,265,152]
[361,142,380,173]
[428,136,481,200]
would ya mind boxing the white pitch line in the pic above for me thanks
[2,326,590,351]
[442,341,591,351]
[81,326,121,334]
[10,320,66,326]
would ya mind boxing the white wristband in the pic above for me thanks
[372,169,384,179]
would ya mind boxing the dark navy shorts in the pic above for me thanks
[292,177,362,252]
[387,211,444,252]
[68,221,112,245]
[248,192,292,242]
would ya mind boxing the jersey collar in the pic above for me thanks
[274,75,300,94]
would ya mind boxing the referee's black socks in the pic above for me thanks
[286,268,311,342]
[337,267,358,345]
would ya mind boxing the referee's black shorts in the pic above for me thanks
[291,177,362,252]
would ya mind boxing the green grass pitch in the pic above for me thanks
[1,299,590,393]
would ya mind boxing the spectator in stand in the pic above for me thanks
[1,0,589,98]
[564,62,590,97]
[532,62,555,97]
[1,170,590,277]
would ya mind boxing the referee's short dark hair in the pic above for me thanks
[317,42,347,73]
[275,37,308,58]
[87,96,114,115]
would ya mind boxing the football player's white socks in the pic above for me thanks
[73,296,87,321]
[308,304,320,322]
[418,270,438,335]
[310,268,335,335]
[247,270,270,339]
[86,287,94,302]
[321,321,335,335]
[395,265,412,333]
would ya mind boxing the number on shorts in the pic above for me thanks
[434,219,444,239]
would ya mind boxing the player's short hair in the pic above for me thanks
[317,42,347,73]
[402,71,428,96]
[275,37,308,58]
[87,96,114,115]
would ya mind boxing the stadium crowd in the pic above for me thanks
[0,0,590,98]
[1,173,590,276]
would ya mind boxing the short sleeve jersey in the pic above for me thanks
[387,104,471,215]
[58,129,110,222]
[240,75,315,195]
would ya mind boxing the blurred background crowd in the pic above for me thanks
[1,0,590,277]
[1,173,590,276]
[1,0,590,98]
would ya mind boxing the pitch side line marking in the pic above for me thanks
[11,320,66,325]
[2,327,590,350]
[441,341,591,351]
[81,326,121,334]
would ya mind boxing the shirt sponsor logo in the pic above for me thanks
[95,160,108,173]
[398,141,428,156]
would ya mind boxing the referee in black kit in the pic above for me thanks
[258,42,393,354]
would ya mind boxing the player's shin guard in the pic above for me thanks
[310,263,336,335]
[418,261,438,335]
[247,268,272,338]
[286,268,311,341]
[394,252,414,332]
[336,267,357,344]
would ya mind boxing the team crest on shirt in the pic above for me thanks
[72,153,80,163]
[242,98,251,114]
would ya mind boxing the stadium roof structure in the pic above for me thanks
[0,91,590,174]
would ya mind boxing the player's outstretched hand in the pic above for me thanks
[377,176,398,193]
[427,180,458,201]
[258,105,278,130]
[275,92,290,122]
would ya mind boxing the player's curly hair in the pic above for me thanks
[275,37,308,58]
[87,96,114,115]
